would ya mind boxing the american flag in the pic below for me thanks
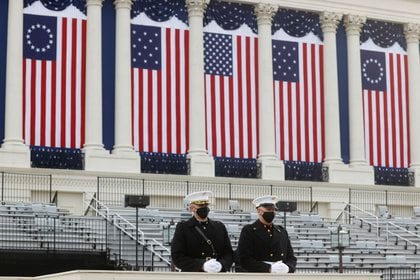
[204,32,258,158]
[204,31,259,159]
[131,23,189,154]
[23,12,86,149]
[361,49,410,168]
[273,39,324,163]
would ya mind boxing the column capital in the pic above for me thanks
[343,14,366,35]
[114,0,132,9]
[404,23,420,43]
[86,0,103,7]
[254,4,277,26]
[320,12,342,33]
[186,0,209,17]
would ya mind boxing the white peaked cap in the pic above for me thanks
[252,195,279,208]
[184,191,213,205]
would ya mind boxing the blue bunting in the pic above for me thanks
[131,0,188,24]
[361,20,406,50]
[24,0,86,14]
[273,9,322,40]
[204,0,257,34]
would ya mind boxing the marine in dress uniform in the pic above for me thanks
[237,195,297,273]
[171,191,233,272]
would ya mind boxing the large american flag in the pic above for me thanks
[361,48,410,168]
[273,39,324,163]
[131,23,189,154]
[204,30,259,159]
[23,12,86,149]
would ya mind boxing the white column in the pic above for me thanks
[405,23,420,187]
[84,0,105,152]
[113,0,135,154]
[341,15,373,185]
[320,12,343,166]
[255,3,284,180]
[186,0,214,177]
[0,0,30,168]
[110,0,139,172]
[344,15,367,166]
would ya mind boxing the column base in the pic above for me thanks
[188,154,214,177]
[84,148,140,173]
[324,163,374,185]
[257,158,284,181]
[0,144,30,168]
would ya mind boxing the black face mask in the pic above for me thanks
[196,206,210,219]
[262,211,275,223]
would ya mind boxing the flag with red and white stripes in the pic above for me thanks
[272,38,325,163]
[23,12,86,149]
[361,48,410,168]
[203,29,259,159]
[131,23,189,154]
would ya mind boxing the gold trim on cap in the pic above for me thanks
[191,200,209,205]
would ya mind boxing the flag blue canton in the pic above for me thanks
[131,25,161,70]
[272,40,299,82]
[23,14,56,61]
[361,50,387,91]
[204,32,233,76]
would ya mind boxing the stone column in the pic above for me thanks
[111,0,140,172]
[405,23,420,187]
[255,3,284,180]
[0,0,30,168]
[344,15,367,166]
[320,12,349,183]
[186,0,214,177]
[342,15,373,184]
[320,12,343,165]
[84,0,105,153]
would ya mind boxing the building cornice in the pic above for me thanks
[233,0,420,24]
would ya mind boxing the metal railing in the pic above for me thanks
[384,222,420,253]
[96,177,313,212]
[349,188,420,217]
[0,172,52,203]
[84,193,172,270]
[339,202,380,241]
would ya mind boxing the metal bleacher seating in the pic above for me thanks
[0,202,106,252]
[9,194,418,277]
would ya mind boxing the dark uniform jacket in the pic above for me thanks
[237,220,297,273]
[171,216,233,272]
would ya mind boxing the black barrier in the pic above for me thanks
[31,146,83,170]
[215,157,258,178]
[284,161,324,182]
[140,152,188,175]
[374,166,413,186]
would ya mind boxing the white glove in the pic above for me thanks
[271,261,289,273]
[203,258,222,273]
